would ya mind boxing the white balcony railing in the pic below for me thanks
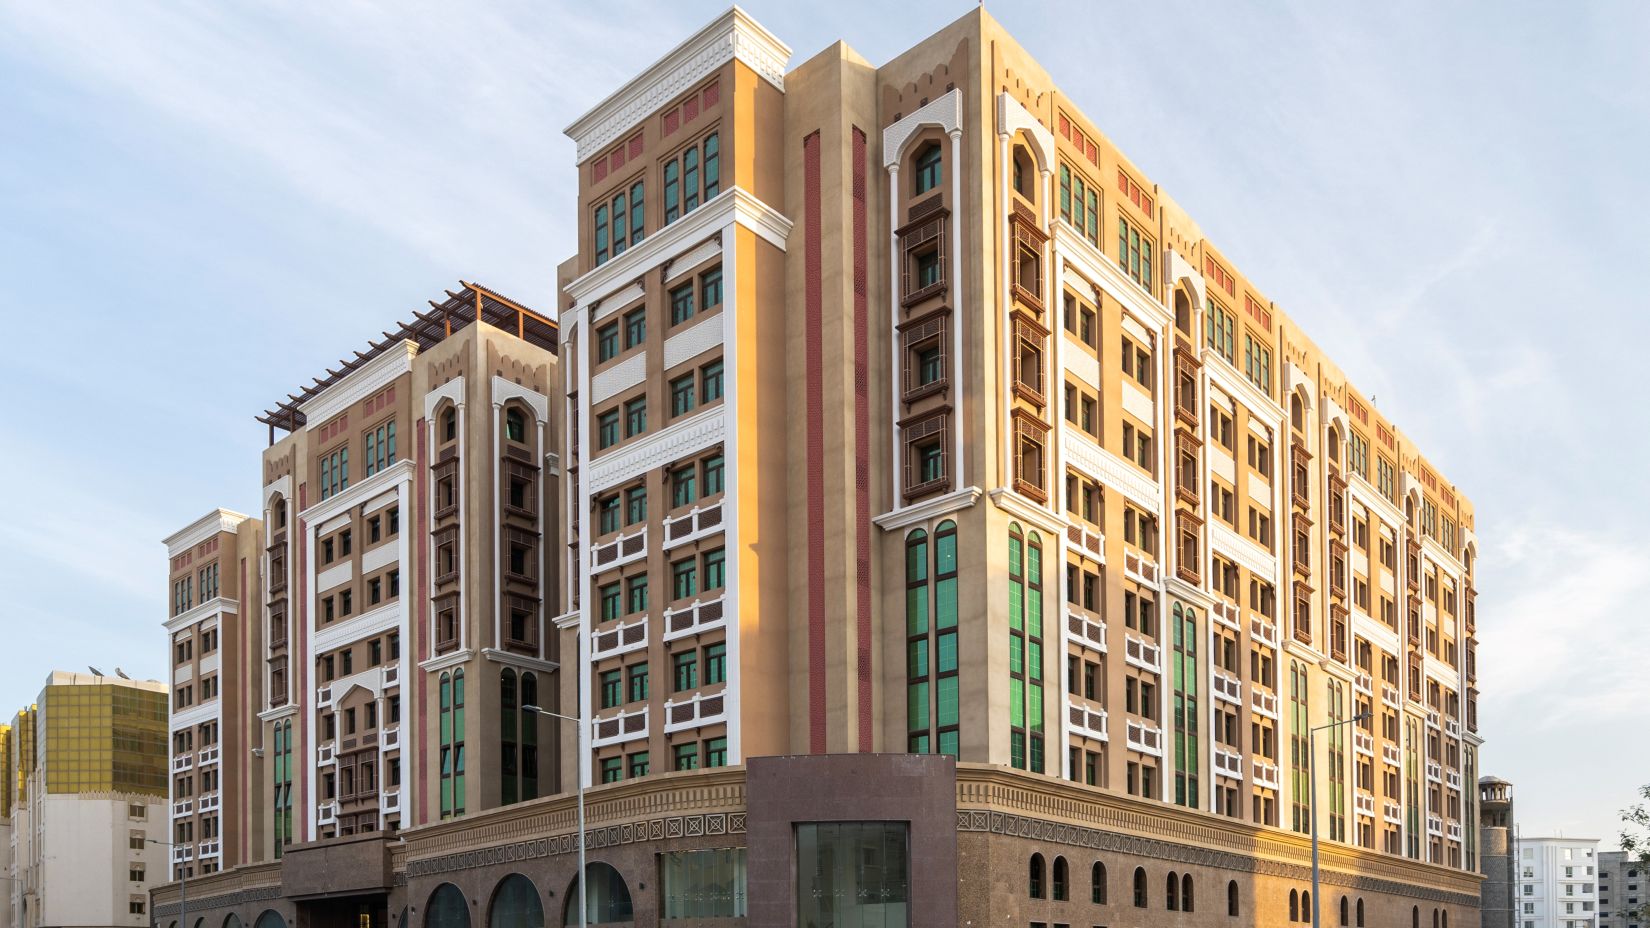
[663,690,728,734]
[383,789,401,813]
[318,742,334,765]
[590,615,649,661]
[1446,769,1463,791]
[1382,743,1402,768]
[1211,600,1242,630]
[1353,730,1374,756]
[1426,761,1443,783]
[171,754,193,773]
[1250,616,1280,648]
[1427,813,1443,836]
[1445,718,1461,738]
[1251,686,1279,719]
[1355,672,1373,694]
[317,684,332,705]
[318,802,337,825]
[1426,710,1441,729]
[171,846,194,864]
[1214,746,1243,779]
[383,726,400,750]
[1355,792,1376,817]
[1126,720,1163,756]
[1447,821,1463,841]
[663,502,724,550]
[1383,800,1403,824]
[663,596,727,642]
[1067,699,1108,742]
[197,792,220,813]
[383,664,400,688]
[172,799,193,817]
[1252,760,1281,789]
[198,746,220,766]
[1123,550,1159,587]
[1065,604,1108,653]
[1124,634,1161,672]
[198,839,221,858]
[1212,670,1243,705]
[1066,522,1105,561]
[591,705,649,748]
[591,525,648,571]
[1381,684,1401,708]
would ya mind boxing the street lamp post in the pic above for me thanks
[146,839,184,928]
[521,702,584,928]
[1310,710,1371,928]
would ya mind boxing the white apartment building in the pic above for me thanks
[1521,836,1602,928]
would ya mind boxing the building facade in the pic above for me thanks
[3,672,169,928]
[154,7,1485,928]
[1599,850,1646,928]
[1519,837,1600,928]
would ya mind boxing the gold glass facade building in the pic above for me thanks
[38,683,168,796]
[154,8,1485,928]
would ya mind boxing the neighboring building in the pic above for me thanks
[1599,850,1646,928]
[1481,775,1519,928]
[3,672,169,928]
[153,7,1485,928]
[1519,837,1600,928]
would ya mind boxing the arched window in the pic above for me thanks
[1052,856,1068,901]
[914,143,942,195]
[487,873,542,928]
[1412,905,1420,928]
[425,883,469,928]
[1442,910,1448,928]
[1340,894,1350,926]
[1013,146,1034,199]
[1175,289,1193,335]
[223,915,242,928]
[253,912,285,928]
[500,669,519,804]
[1181,874,1194,913]
[1432,909,1440,928]
[1091,862,1107,904]
[1227,880,1239,917]
[905,529,930,753]
[1029,853,1045,898]
[1327,426,1341,462]
[1008,527,1045,773]
[1356,898,1366,927]
[1166,872,1179,911]
[1303,890,1311,919]
[932,520,959,756]
[442,407,458,442]
[520,672,539,799]
[1289,889,1299,922]
[1290,393,1304,432]
[1132,867,1147,908]
[505,408,527,444]
[564,863,634,925]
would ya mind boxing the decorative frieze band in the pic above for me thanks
[403,811,746,879]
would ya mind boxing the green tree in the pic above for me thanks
[1622,783,1650,920]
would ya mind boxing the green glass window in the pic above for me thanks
[671,375,696,417]
[611,191,628,258]
[673,651,698,692]
[597,495,620,534]
[674,742,699,771]
[597,322,619,362]
[594,205,609,266]
[599,583,622,620]
[627,663,649,703]
[625,485,647,525]
[672,466,697,508]
[672,558,697,600]
[599,669,623,709]
[597,410,619,449]
[700,360,723,403]
[624,397,647,437]
[702,548,725,591]
[914,143,942,194]
[670,282,694,325]
[624,308,646,349]
[664,160,680,224]
[628,751,649,779]
[700,268,722,308]
[626,575,648,614]
[702,133,720,201]
[683,147,700,212]
[702,453,724,495]
[704,642,726,685]
[601,756,623,783]
[629,180,645,246]
[704,736,727,768]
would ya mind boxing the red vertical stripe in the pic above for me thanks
[415,419,430,824]
[852,127,873,753]
[804,131,827,754]
[239,556,249,865]
[295,483,308,841]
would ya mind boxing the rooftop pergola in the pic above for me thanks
[257,281,557,441]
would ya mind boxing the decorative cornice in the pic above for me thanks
[491,376,548,423]
[163,509,251,557]
[424,375,465,418]
[1061,423,1161,512]
[564,6,791,163]
[416,648,475,674]
[296,459,411,526]
[1208,519,1277,581]
[988,487,1066,536]
[300,340,417,428]
[163,597,237,634]
[872,486,982,532]
[587,406,725,491]
[883,88,962,169]
[480,648,560,675]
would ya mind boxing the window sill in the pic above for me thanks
[902,379,948,405]
[903,475,951,502]
[901,281,947,308]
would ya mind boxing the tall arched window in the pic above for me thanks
[439,670,467,818]
[223,915,242,928]
[905,529,930,753]
[1290,393,1304,432]
[1181,874,1194,913]
[1356,898,1366,927]
[1432,909,1440,928]
[907,522,960,756]
[442,407,458,442]
[505,408,527,444]
[1289,661,1310,833]
[1227,880,1239,917]
[425,884,469,928]
[253,911,285,928]
[1289,889,1299,922]
[1091,862,1107,904]
[1007,528,1045,772]
[1029,854,1045,898]
[1412,906,1420,928]
[1303,890,1311,919]
[564,862,633,925]
[914,143,942,195]
[520,672,539,799]
[1052,857,1068,901]
[933,521,958,755]
[1171,603,1200,809]
[1166,872,1179,911]
[487,874,542,928]
[1340,895,1350,926]
[500,669,519,804]
[1132,867,1147,908]
[1441,910,1448,928]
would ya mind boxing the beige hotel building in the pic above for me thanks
[153,7,1485,927]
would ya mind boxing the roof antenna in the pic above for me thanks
[88,665,105,677]
[115,668,131,680]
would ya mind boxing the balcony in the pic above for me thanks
[1445,718,1461,738]
[198,839,221,858]
[592,705,648,747]
[198,792,220,813]
[1252,760,1281,789]
[1123,550,1159,587]
[172,799,193,817]
[383,726,400,750]
[664,596,727,642]
[1065,523,1104,560]
[1124,634,1161,672]
[1251,686,1279,719]
[1426,761,1443,783]
[383,664,400,688]
[1065,604,1107,653]
[1427,814,1443,836]
[198,745,220,766]
[1067,700,1109,742]
[1447,821,1463,842]
[1355,792,1376,818]
[1382,743,1402,768]
[591,525,647,571]
[1250,616,1280,648]
[318,684,332,706]
[318,802,337,826]
[1381,684,1401,709]
[171,846,194,864]
[1426,710,1441,729]
[664,502,724,551]
[1353,730,1374,756]
[172,753,194,773]
[1354,672,1373,694]
[591,615,649,661]
[663,691,727,734]
[318,742,334,765]
[1446,769,1463,791]
[1125,720,1163,756]
[1211,670,1243,705]
[1383,801,1402,824]
[383,789,401,814]
[1214,746,1243,779]
[1211,600,1241,631]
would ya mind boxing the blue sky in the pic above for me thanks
[1,1,1644,842]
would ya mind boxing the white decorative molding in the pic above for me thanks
[1208,361,1284,428]
[1207,444,1235,482]
[315,561,353,594]
[1209,521,1279,584]
[424,375,466,418]
[566,187,791,309]
[1060,425,1160,512]
[301,340,417,427]
[665,239,723,281]
[169,701,219,732]
[311,602,401,655]
[361,540,400,575]
[1166,249,1206,306]
[883,88,962,168]
[163,510,250,558]
[996,92,1055,170]
[263,476,291,509]
[480,649,560,674]
[1061,336,1101,391]
[257,704,298,724]
[416,647,475,674]
[987,487,1067,535]
[590,282,646,324]
[1246,473,1272,507]
[1120,378,1154,424]
[564,6,791,162]
[871,486,982,532]
[663,312,724,370]
[1052,224,1174,333]
[1284,361,1313,407]
[1352,610,1401,657]
[592,351,648,404]
[297,459,412,526]
[163,597,236,635]
[587,406,725,490]
[491,376,549,423]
